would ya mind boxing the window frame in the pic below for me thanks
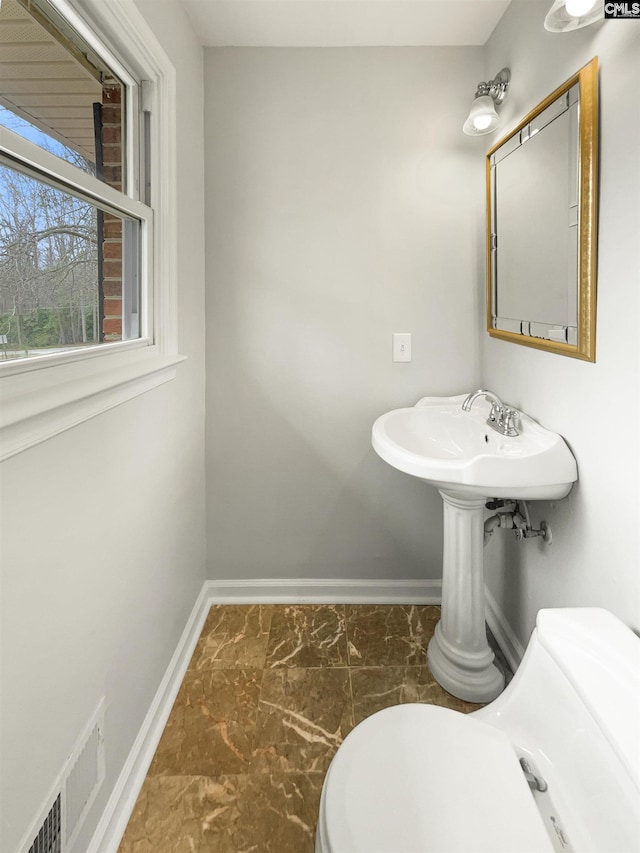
[0,0,183,461]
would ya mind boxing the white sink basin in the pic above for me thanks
[372,394,577,500]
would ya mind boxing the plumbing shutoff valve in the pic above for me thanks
[483,500,552,546]
[515,519,552,544]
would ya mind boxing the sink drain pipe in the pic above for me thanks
[484,500,552,546]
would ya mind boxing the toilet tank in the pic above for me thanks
[474,608,640,853]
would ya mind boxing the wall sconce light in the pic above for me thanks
[544,0,603,31]
[462,68,510,136]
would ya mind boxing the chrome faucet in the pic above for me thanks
[462,389,519,437]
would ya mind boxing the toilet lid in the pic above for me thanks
[322,703,554,853]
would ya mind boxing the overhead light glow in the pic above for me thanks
[566,0,597,15]
[473,114,493,131]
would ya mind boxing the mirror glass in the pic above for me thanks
[486,58,598,361]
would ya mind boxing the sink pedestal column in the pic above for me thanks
[427,490,504,703]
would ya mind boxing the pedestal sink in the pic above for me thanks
[372,394,578,703]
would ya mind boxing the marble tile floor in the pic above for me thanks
[118,604,484,853]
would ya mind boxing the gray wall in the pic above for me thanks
[481,1,640,643]
[204,47,484,581]
[203,11,640,644]
[0,4,206,852]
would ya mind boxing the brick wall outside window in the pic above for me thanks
[100,81,123,342]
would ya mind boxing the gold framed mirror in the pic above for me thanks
[486,58,598,361]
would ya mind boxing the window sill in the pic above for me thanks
[0,345,186,461]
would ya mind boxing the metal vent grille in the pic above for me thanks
[28,794,62,853]
[19,699,105,853]
[65,713,104,846]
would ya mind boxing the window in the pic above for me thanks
[0,0,144,358]
[0,0,182,459]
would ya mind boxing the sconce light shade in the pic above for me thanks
[544,0,603,31]
[463,96,500,136]
[462,68,510,137]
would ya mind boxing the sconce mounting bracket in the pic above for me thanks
[476,68,510,104]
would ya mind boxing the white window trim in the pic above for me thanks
[0,0,184,462]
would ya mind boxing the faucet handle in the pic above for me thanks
[503,408,520,436]
[488,401,502,423]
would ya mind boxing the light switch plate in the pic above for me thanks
[393,333,412,362]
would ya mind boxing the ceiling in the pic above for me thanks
[180,0,513,47]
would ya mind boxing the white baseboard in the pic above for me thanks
[202,577,443,604]
[90,576,523,853]
[88,584,213,853]
[484,585,525,673]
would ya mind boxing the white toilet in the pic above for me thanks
[316,608,640,853]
